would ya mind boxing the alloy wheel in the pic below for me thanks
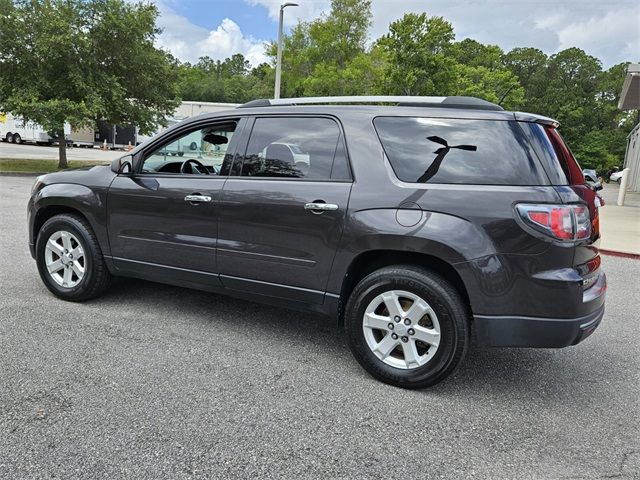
[362,290,441,369]
[44,230,86,288]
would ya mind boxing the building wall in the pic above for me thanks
[624,123,640,192]
[174,101,239,120]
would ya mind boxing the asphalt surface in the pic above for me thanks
[1,175,639,479]
[0,140,122,161]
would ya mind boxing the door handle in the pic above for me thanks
[304,202,339,213]
[184,194,212,203]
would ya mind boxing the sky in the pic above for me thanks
[154,0,640,69]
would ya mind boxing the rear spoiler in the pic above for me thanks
[513,112,560,128]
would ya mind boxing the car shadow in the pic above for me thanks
[99,277,609,400]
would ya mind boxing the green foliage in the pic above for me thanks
[377,13,456,95]
[1,0,635,170]
[0,0,180,167]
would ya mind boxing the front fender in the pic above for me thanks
[29,183,110,255]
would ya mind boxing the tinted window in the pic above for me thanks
[240,117,349,180]
[373,117,548,185]
[519,122,569,185]
[142,122,237,175]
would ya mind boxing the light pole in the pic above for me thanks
[274,2,298,99]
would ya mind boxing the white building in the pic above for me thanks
[618,63,640,192]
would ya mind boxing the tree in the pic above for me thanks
[268,0,375,97]
[0,0,179,168]
[377,13,456,95]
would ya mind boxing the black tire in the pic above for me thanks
[344,265,469,389]
[35,214,111,302]
[6,132,14,143]
[617,178,622,184]
[13,133,22,144]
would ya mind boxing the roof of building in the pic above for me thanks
[619,64,640,110]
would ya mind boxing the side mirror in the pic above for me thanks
[111,155,133,174]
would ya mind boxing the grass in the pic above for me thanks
[0,158,108,173]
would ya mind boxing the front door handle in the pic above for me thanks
[184,194,212,203]
[304,202,338,213]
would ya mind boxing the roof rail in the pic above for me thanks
[238,95,504,111]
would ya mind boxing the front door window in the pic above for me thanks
[141,122,237,175]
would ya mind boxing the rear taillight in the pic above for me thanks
[516,204,592,241]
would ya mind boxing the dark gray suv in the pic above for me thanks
[28,96,606,388]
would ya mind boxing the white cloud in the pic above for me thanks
[154,0,638,68]
[248,0,639,67]
[245,0,329,27]
[154,2,268,66]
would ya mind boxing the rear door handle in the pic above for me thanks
[304,202,338,212]
[184,194,212,203]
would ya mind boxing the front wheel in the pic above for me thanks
[344,266,469,389]
[35,214,111,301]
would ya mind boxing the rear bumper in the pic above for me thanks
[474,304,604,348]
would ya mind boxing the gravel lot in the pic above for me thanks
[1,175,639,479]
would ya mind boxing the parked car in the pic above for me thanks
[27,96,606,389]
[610,170,624,184]
[582,168,598,183]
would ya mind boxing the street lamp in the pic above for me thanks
[274,2,298,99]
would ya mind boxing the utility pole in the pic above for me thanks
[274,2,298,99]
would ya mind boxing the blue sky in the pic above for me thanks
[154,0,639,68]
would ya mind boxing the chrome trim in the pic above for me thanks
[304,202,338,211]
[184,194,212,203]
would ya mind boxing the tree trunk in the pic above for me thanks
[57,128,68,169]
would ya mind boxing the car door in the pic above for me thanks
[217,115,353,304]
[106,118,244,286]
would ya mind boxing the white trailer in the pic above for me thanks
[0,113,71,145]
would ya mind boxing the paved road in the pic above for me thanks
[1,175,639,479]
[0,140,122,161]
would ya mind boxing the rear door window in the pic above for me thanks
[373,117,548,185]
[240,117,351,181]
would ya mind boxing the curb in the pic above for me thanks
[600,249,640,260]
[0,171,45,177]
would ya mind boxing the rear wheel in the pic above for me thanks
[35,214,111,301]
[13,133,22,144]
[344,265,469,389]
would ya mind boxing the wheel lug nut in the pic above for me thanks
[391,333,398,340]
[408,328,415,335]
[388,323,394,330]
[401,336,409,343]
[404,318,411,325]
[394,316,401,323]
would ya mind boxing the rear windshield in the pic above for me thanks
[373,117,548,185]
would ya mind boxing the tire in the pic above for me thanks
[344,265,469,389]
[6,132,14,143]
[617,178,622,184]
[35,214,111,302]
[13,133,22,144]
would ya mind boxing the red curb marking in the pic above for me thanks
[599,249,640,260]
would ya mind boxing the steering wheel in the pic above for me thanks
[180,158,210,175]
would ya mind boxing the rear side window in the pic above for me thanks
[240,117,350,180]
[519,122,569,185]
[373,117,548,185]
